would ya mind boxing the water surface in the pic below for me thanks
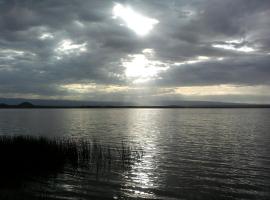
[0,108,270,199]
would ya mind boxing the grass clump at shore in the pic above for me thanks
[0,135,143,189]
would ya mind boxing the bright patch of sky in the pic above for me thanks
[174,56,212,66]
[113,3,159,36]
[54,39,87,59]
[0,49,36,61]
[174,85,270,96]
[122,49,168,84]
[212,39,255,52]
[39,33,54,40]
[61,83,129,93]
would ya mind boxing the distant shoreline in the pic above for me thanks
[1,99,270,109]
[1,105,270,109]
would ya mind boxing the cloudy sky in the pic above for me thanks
[1,0,270,104]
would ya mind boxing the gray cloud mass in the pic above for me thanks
[0,0,270,103]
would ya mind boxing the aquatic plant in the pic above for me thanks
[0,135,143,189]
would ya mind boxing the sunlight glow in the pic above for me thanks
[122,49,168,83]
[113,3,159,36]
[125,55,154,78]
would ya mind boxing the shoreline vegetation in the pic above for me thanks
[1,102,270,108]
[0,135,143,199]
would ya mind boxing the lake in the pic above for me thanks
[0,108,270,199]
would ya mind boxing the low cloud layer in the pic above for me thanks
[0,0,270,103]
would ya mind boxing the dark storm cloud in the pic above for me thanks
[0,0,269,100]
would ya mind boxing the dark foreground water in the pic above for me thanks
[0,108,270,199]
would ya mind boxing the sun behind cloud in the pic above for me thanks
[113,3,159,36]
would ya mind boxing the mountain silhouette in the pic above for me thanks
[18,102,34,108]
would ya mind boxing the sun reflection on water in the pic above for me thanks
[120,110,161,199]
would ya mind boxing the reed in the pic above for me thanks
[0,135,143,188]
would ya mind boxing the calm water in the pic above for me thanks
[0,108,270,199]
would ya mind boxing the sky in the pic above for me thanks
[0,0,270,104]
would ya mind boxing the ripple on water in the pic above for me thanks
[0,108,270,199]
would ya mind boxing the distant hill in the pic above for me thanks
[0,101,34,108]
[18,102,34,108]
